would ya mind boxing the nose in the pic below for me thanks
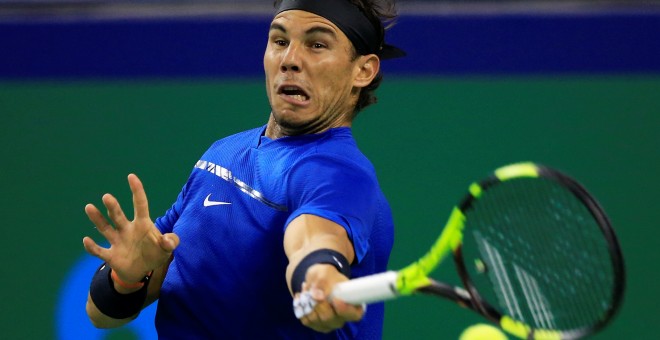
[280,43,302,73]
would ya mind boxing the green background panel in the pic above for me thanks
[1,76,658,339]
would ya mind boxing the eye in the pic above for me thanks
[311,42,327,49]
[269,34,288,47]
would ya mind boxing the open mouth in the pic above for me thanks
[278,85,310,103]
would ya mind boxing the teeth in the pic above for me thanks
[285,94,307,101]
[280,86,308,101]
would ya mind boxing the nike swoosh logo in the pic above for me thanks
[203,194,232,207]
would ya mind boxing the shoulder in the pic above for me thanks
[286,130,380,194]
[306,127,375,173]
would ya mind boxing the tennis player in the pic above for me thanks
[82,0,404,338]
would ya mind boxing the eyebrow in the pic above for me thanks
[269,22,338,40]
[269,22,287,33]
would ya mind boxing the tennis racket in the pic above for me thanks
[332,162,625,339]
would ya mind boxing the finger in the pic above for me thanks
[301,308,334,333]
[331,298,364,322]
[300,307,320,327]
[312,300,339,324]
[299,288,345,331]
[82,236,112,262]
[85,204,117,242]
[159,233,180,253]
[102,193,130,229]
[128,174,150,220]
[309,287,325,301]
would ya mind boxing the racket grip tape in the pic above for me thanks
[331,271,399,304]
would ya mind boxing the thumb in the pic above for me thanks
[309,287,326,301]
[160,233,180,252]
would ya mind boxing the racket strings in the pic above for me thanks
[462,177,615,333]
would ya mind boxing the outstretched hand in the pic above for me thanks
[293,264,365,333]
[82,174,179,283]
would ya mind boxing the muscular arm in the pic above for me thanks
[283,214,364,333]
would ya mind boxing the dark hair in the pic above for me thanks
[272,0,398,117]
[348,0,397,117]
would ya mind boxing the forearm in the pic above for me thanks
[284,214,355,293]
[86,292,137,328]
[86,261,167,328]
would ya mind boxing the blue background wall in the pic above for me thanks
[3,11,660,78]
[2,5,659,339]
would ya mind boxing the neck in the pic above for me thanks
[264,114,352,139]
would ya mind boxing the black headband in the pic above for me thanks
[275,0,405,59]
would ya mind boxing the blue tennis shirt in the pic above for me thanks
[154,126,394,339]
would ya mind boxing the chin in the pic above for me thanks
[272,111,319,135]
[273,108,311,125]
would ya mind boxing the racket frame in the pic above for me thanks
[332,162,625,340]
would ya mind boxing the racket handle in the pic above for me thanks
[331,271,398,304]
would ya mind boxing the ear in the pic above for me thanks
[352,54,380,88]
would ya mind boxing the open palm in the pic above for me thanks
[82,174,179,283]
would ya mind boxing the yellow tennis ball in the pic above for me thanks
[459,323,508,340]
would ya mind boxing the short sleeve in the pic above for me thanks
[154,182,188,234]
[284,154,378,263]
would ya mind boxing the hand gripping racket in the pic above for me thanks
[332,162,625,339]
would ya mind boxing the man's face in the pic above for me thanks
[264,10,364,135]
